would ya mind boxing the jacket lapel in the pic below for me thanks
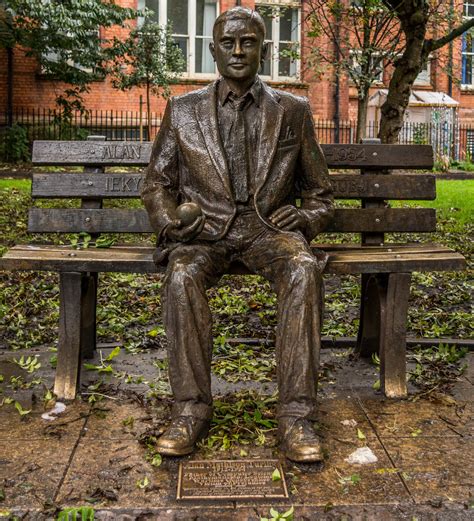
[256,84,284,190]
[195,83,232,197]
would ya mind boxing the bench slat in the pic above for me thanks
[32,172,437,200]
[32,141,434,169]
[28,207,436,234]
[1,244,465,275]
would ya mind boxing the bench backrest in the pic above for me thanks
[29,139,436,245]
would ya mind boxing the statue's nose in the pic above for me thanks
[233,41,244,56]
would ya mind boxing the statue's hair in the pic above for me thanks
[213,7,266,41]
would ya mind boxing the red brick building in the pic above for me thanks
[2,1,474,142]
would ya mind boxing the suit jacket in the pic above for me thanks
[142,78,334,245]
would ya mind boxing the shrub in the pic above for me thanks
[0,123,30,162]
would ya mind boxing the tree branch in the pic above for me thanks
[426,17,474,53]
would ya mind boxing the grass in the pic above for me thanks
[0,176,472,353]
[0,178,31,191]
[394,180,474,225]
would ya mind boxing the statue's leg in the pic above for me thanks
[162,243,227,420]
[242,231,324,420]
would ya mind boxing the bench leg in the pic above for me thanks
[356,274,382,357]
[356,273,411,398]
[81,272,98,360]
[55,272,95,400]
[379,273,410,398]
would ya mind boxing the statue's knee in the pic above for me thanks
[166,261,198,290]
[287,255,320,283]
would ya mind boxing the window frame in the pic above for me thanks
[256,1,302,82]
[139,0,219,79]
[462,31,474,88]
[465,1,474,18]
[462,3,474,88]
[414,57,431,86]
[348,49,384,85]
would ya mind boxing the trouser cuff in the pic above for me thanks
[277,400,318,420]
[172,401,213,420]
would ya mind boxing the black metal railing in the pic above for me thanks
[1,108,473,163]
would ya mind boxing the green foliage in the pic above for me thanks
[12,355,41,373]
[271,468,281,481]
[14,401,31,417]
[0,124,30,163]
[109,17,185,97]
[338,472,361,488]
[409,343,468,394]
[412,124,429,145]
[0,3,14,48]
[56,506,94,521]
[5,0,139,112]
[305,0,402,130]
[451,151,474,172]
[207,392,277,450]
[84,347,121,374]
[136,476,150,490]
[212,341,275,382]
[261,506,294,521]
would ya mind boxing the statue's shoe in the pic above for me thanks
[279,417,324,462]
[155,416,210,456]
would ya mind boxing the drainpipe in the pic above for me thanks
[333,3,341,143]
[448,0,454,97]
[7,45,13,127]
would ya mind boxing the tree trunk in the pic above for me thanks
[356,91,370,143]
[146,81,152,141]
[379,4,429,144]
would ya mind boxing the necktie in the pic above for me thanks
[229,95,249,203]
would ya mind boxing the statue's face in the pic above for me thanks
[210,17,266,84]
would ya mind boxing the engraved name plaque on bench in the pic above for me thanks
[177,460,288,500]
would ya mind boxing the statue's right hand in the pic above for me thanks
[165,215,205,242]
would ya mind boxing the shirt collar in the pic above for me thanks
[218,77,262,108]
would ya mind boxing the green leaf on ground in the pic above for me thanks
[271,468,281,481]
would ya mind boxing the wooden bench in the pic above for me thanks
[0,137,466,401]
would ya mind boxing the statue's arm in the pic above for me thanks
[297,100,334,240]
[141,100,179,243]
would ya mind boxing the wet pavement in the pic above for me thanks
[0,346,472,520]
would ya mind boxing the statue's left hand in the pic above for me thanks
[269,205,307,231]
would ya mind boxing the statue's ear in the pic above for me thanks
[261,41,269,64]
[209,41,216,61]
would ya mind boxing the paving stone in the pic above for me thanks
[359,397,469,438]
[0,438,79,509]
[82,401,158,441]
[317,398,377,441]
[0,400,89,441]
[381,435,474,504]
[282,435,410,507]
[55,439,170,508]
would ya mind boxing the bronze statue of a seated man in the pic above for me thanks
[141,7,334,462]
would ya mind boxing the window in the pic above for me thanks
[138,0,218,77]
[350,51,383,84]
[256,2,301,81]
[41,29,100,75]
[465,1,474,17]
[462,32,474,86]
[414,58,431,86]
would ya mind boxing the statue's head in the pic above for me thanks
[210,7,268,85]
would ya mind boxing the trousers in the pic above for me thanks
[161,211,326,420]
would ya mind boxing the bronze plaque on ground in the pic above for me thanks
[177,459,288,500]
